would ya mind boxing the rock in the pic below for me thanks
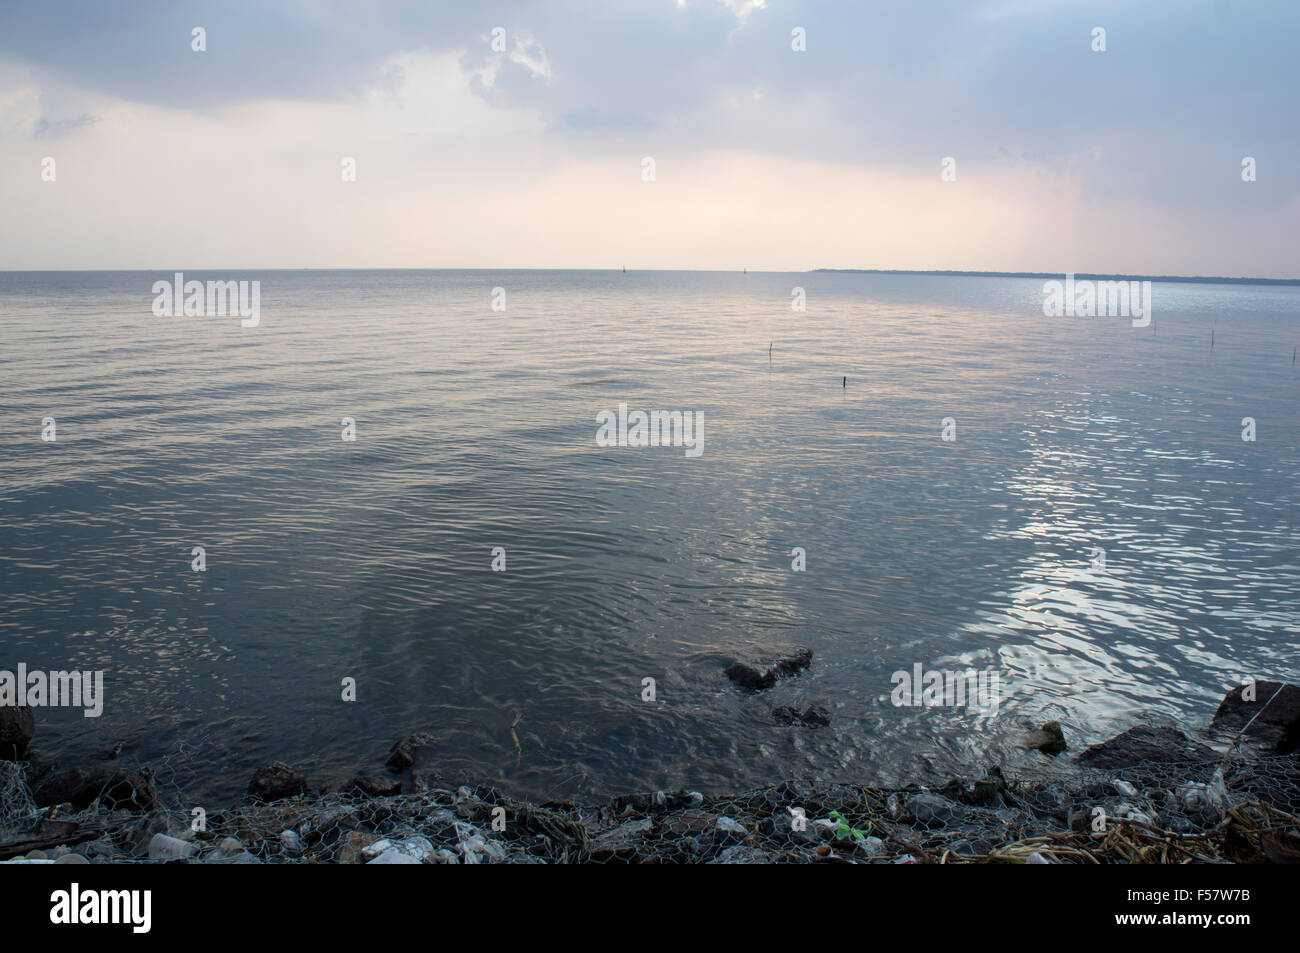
[800,705,831,728]
[247,762,308,801]
[725,648,812,691]
[367,849,422,864]
[345,775,402,798]
[1211,681,1300,755]
[385,732,436,770]
[1078,725,1215,769]
[608,789,697,815]
[34,766,157,811]
[361,836,433,864]
[761,810,831,845]
[0,705,35,760]
[337,831,379,865]
[502,851,547,865]
[297,806,359,840]
[772,706,800,725]
[1022,721,1067,755]
[458,833,506,864]
[856,835,887,858]
[772,648,813,678]
[905,792,963,829]
[725,662,774,691]
[217,837,244,854]
[656,809,719,839]
[588,818,654,861]
[422,807,470,840]
[54,853,89,865]
[148,833,197,861]
[709,844,777,864]
[279,830,304,855]
[657,811,743,856]
[416,811,505,864]
[203,850,262,864]
[938,770,1006,807]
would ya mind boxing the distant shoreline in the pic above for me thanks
[812,268,1300,287]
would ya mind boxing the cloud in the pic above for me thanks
[719,0,767,26]
[34,114,98,138]
[558,107,655,131]
[0,1,1296,273]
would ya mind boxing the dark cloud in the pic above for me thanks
[1,0,1296,204]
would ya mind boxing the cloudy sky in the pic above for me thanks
[0,0,1295,275]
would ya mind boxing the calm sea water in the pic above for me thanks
[1,269,1297,802]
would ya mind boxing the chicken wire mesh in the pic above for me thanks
[3,741,1297,864]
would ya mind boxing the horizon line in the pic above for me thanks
[1,267,1298,286]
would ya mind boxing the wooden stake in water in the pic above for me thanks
[842,376,846,388]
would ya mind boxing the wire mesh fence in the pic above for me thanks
[3,742,1297,863]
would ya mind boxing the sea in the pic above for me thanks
[1,269,1296,802]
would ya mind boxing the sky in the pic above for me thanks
[0,0,1296,275]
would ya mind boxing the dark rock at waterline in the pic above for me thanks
[1078,725,1215,769]
[0,704,35,760]
[771,704,830,727]
[726,663,772,690]
[386,731,437,771]
[608,789,702,817]
[1211,681,1300,755]
[35,765,157,811]
[772,706,800,725]
[247,761,309,801]
[346,775,402,798]
[801,706,831,728]
[725,648,812,691]
[939,769,1006,807]
[1022,721,1067,755]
